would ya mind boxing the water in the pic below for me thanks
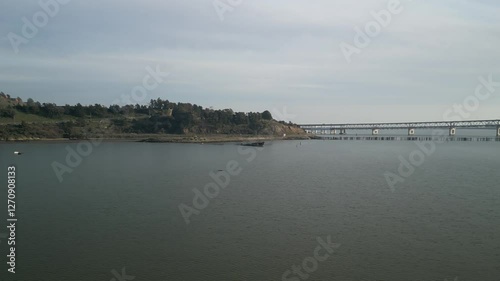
[0,140,499,281]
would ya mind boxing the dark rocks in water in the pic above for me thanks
[240,142,265,147]
[139,138,165,143]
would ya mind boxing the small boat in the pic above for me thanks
[14,151,22,155]
[240,142,265,147]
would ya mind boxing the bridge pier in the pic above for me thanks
[449,127,456,136]
[299,120,500,137]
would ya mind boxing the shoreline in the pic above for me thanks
[0,134,312,144]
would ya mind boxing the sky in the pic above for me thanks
[1,0,499,123]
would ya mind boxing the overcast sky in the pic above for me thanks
[1,0,499,123]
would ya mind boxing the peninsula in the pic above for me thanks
[0,93,308,142]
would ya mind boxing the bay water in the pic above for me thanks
[0,140,499,281]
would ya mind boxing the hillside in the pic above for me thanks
[0,95,307,141]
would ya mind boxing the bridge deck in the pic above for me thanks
[300,119,500,130]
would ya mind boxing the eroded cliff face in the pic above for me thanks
[0,118,306,141]
[259,121,306,136]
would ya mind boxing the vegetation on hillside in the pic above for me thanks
[0,93,304,140]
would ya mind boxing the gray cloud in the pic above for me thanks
[1,0,499,123]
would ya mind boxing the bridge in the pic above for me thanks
[299,119,500,137]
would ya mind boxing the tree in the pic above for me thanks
[262,110,273,120]
[233,112,247,125]
[71,103,86,117]
[40,103,63,118]
[108,105,121,115]
[0,108,15,119]
[28,98,40,114]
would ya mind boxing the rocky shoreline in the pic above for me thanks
[0,134,312,144]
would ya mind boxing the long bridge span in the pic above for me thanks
[299,119,500,136]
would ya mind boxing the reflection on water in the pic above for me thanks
[0,141,499,281]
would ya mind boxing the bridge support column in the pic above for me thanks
[497,127,500,137]
[372,129,379,135]
[331,129,337,135]
[408,128,415,136]
[449,127,456,136]
[340,129,346,135]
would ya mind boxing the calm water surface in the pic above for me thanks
[0,140,499,281]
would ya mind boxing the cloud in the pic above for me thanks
[0,0,499,122]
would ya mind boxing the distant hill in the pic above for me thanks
[0,96,306,141]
